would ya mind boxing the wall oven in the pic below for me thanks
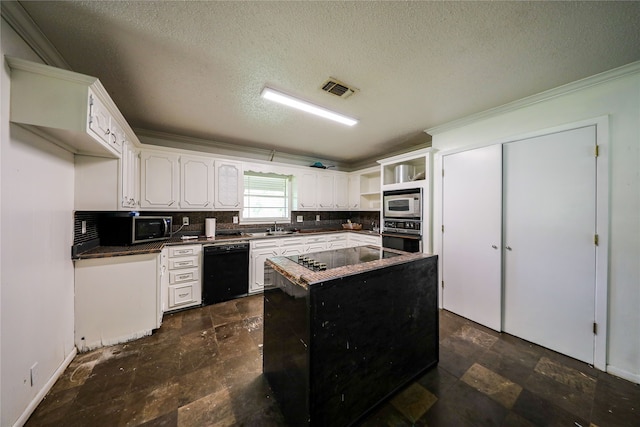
[383,189,422,219]
[382,188,423,253]
[99,215,172,245]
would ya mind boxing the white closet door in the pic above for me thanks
[442,144,502,331]
[503,126,596,364]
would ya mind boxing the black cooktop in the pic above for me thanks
[287,246,401,271]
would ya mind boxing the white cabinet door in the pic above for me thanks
[215,160,243,209]
[503,126,597,364]
[250,247,280,294]
[87,92,113,147]
[74,253,160,351]
[348,174,360,209]
[334,173,349,209]
[327,233,348,249]
[298,171,317,209]
[181,155,214,209]
[317,173,334,209]
[442,145,502,331]
[140,151,179,209]
[121,141,140,209]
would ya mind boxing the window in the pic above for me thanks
[242,172,291,222]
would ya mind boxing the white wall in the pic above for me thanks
[430,67,640,384]
[1,21,76,426]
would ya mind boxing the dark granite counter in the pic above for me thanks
[265,246,429,290]
[72,229,381,260]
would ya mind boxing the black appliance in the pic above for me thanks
[202,242,249,305]
[286,246,401,271]
[99,215,172,245]
[382,233,422,253]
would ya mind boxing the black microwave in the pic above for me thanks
[99,215,172,246]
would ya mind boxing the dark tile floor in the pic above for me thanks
[26,295,639,426]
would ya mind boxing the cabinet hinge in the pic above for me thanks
[593,322,597,335]
[441,225,444,233]
[441,280,444,289]
[442,169,444,177]
[594,234,599,246]
[594,145,599,157]
[88,95,94,124]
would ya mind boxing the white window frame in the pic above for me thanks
[241,171,292,224]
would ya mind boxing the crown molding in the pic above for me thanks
[1,1,70,69]
[134,128,351,171]
[426,60,640,136]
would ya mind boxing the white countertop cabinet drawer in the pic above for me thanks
[168,256,199,270]
[168,283,197,308]
[169,245,201,257]
[169,268,198,284]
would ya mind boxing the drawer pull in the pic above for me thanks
[178,293,189,298]
[177,274,191,280]
[175,261,192,267]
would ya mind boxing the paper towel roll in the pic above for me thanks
[205,218,216,238]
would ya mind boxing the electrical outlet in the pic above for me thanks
[315,215,321,222]
[233,216,239,224]
[296,215,303,222]
[182,217,189,226]
[81,220,87,234]
[30,362,38,387]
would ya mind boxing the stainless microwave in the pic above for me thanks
[383,189,422,219]
[99,215,172,245]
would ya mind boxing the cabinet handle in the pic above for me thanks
[506,246,513,251]
[204,202,209,207]
[178,293,189,298]
[168,200,175,206]
[491,245,498,249]
[105,128,111,135]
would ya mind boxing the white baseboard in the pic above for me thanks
[13,347,78,427]
[606,365,640,385]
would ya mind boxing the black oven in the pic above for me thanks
[382,233,422,253]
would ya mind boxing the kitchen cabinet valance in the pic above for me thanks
[6,56,139,158]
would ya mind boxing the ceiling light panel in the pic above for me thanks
[261,87,358,127]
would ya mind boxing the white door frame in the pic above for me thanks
[435,115,609,371]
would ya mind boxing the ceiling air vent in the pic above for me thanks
[321,78,357,99]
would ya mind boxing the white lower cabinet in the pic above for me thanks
[74,253,160,352]
[250,238,281,294]
[162,244,202,312]
[348,232,381,247]
[304,235,328,253]
[326,233,348,249]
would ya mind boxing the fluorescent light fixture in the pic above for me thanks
[261,87,358,126]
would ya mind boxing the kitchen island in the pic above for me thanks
[263,246,438,426]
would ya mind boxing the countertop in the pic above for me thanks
[265,247,433,290]
[72,229,381,260]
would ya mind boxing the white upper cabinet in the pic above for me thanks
[121,141,140,209]
[140,151,180,209]
[6,57,138,158]
[347,174,360,209]
[298,171,317,209]
[317,172,334,209]
[180,156,214,209]
[214,160,243,209]
[334,173,349,209]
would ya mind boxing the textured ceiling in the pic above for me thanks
[15,1,640,166]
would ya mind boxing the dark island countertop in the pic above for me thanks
[72,229,382,260]
[266,246,432,290]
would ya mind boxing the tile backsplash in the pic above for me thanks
[73,210,381,244]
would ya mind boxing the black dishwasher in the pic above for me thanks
[202,242,249,305]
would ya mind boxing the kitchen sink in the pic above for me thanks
[249,231,296,237]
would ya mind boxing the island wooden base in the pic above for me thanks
[263,255,438,426]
